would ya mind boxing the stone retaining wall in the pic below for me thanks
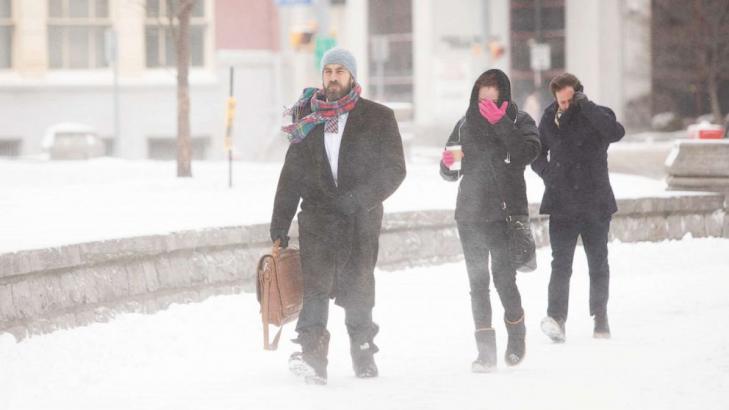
[1,193,727,340]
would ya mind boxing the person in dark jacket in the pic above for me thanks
[531,73,625,343]
[440,69,540,372]
[271,48,406,384]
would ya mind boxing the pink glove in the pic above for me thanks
[479,99,509,124]
[441,150,455,167]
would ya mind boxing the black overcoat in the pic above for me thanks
[531,100,625,217]
[271,97,406,310]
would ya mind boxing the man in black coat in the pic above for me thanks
[531,73,625,342]
[270,48,406,384]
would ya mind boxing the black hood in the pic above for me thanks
[469,68,512,107]
[466,68,518,124]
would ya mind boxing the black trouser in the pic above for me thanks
[457,221,524,329]
[295,230,377,346]
[547,213,611,321]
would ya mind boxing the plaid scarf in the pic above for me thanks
[282,83,362,144]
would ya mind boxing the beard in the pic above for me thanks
[324,80,352,101]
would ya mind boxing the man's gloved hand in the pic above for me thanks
[334,191,359,216]
[573,91,589,109]
[270,228,289,248]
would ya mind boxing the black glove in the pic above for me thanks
[573,91,589,109]
[270,228,289,248]
[333,191,359,216]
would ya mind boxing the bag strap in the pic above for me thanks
[261,240,284,350]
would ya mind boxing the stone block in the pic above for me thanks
[11,280,36,319]
[666,140,729,177]
[60,269,98,306]
[666,214,687,240]
[79,235,167,264]
[240,223,271,246]
[125,261,150,296]
[0,253,19,279]
[706,210,725,238]
[90,265,129,303]
[155,258,177,289]
[0,284,17,322]
[683,214,708,238]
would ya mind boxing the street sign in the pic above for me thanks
[315,36,337,69]
[275,0,312,5]
[530,42,551,71]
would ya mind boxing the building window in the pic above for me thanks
[145,0,206,68]
[368,0,413,103]
[0,0,12,68]
[47,0,111,69]
[510,0,566,104]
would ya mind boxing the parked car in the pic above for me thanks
[42,123,105,160]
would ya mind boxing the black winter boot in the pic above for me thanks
[350,323,379,378]
[289,328,330,385]
[593,312,611,339]
[504,314,526,366]
[472,328,497,373]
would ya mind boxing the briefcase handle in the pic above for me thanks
[262,239,283,350]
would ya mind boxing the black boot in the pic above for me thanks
[350,323,379,378]
[504,314,526,366]
[289,328,330,385]
[472,328,497,373]
[593,312,610,339]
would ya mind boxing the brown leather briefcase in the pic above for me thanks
[256,240,303,350]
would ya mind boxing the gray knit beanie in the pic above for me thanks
[321,47,357,79]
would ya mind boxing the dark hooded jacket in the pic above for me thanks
[531,98,625,217]
[440,69,541,222]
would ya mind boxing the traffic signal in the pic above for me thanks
[489,40,505,60]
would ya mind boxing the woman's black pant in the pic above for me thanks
[457,221,524,329]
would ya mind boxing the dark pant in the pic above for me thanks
[295,229,377,344]
[547,213,611,321]
[457,221,524,329]
[295,294,375,343]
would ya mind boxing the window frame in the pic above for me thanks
[0,0,13,69]
[144,0,208,68]
[47,0,111,70]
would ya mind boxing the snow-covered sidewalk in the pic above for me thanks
[0,158,669,254]
[2,238,728,410]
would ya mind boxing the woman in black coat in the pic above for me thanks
[440,69,540,372]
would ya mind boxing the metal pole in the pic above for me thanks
[225,67,236,188]
[105,29,120,154]
[534,0,543,89]
[113,34,119,152]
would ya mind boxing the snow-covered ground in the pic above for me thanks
[2,238,728,410]
[0,158,671,254]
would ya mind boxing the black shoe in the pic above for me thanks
[472,328,497,373]
[541,316,566,343]
[504,314,526,366]
[350,324,380,378]
[593,313,611,339]
[352,346,379,378]
[289,328,330,385]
